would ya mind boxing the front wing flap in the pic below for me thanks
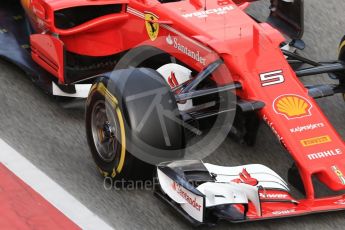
[155,160,345,225]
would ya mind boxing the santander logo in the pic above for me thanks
[259,192,289,199]
[166,34,207,66]
[172,182,202,211]
[166,34,173,45]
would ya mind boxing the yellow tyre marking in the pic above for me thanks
[21,44,30,49]
[13,15,23,20]
[339,40,345,54]
[98,167,109,177]
[339,40,345,103]
[91,82,126,176]
[115,106,126,174]
[111,168,116,178]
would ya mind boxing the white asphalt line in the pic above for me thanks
[0,138,114,230]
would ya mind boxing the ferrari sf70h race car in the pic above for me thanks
[1,0,345,226]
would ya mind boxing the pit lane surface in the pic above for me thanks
[0,0,345,229]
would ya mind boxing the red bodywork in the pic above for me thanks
[22,0,345,221]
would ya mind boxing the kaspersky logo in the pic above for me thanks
[273,94,312,120]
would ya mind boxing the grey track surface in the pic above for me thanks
[0,0,345,229]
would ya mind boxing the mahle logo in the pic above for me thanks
[307,148,342,160]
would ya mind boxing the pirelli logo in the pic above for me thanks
[300,135,331,147]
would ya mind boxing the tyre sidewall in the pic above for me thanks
[86,82,134,179]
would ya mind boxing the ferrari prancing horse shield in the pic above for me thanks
[145,12,159,41]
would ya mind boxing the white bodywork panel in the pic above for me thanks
[156,63,193,111]
[157,169,186,204]
[204,163,289,191]
[52,82,92,98]
[157,161,290,222]
[197,182,261,216]
[157,169,204,223]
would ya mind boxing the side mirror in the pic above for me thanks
[268,0,304,39]
[290,39,305,50]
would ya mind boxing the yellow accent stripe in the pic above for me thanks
[115,106,126,174]
[339,40,345,54]
[91,83,126,175]
[13,15,23,20]
[93,83,119,106]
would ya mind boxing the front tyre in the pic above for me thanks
[86,68,185,181]
[86,82,150,180]
[338,36,345,101]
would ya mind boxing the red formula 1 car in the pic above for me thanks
[1,0,345,226]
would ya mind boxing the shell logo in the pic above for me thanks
[273,94,312,119]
